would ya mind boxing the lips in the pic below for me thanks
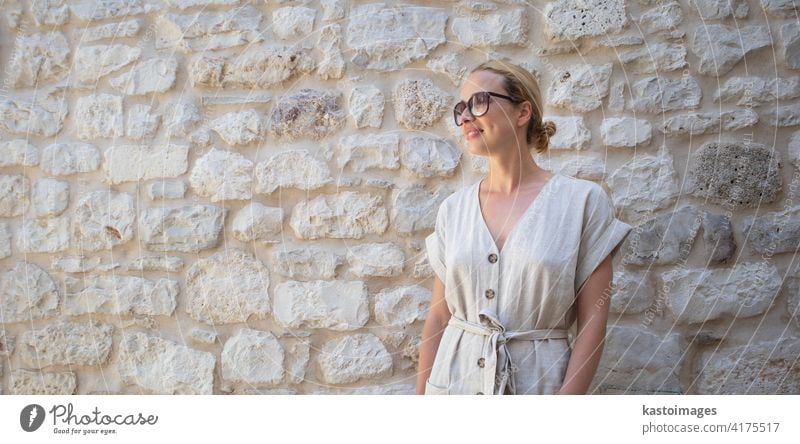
[465,126,483,139]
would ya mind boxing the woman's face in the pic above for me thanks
[457,70,524,157]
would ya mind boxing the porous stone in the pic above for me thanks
[638,1,682,34]
[73,44,141,86]
[346,4,447,70]
[75,94,124,140]
[600,117,652,148]
[140,204,225,252]
[348,86,384,129]
[0,140,38,168]
[393,79,450,130]
[544,0,628,42]
[189,148,253,201]
[104,144,189,184]
[696,337,800,394]
[290,192,389,239]
[32,178,69,217]
[272,6,315,40]
[255,150,333,193]
[619,43,687,74]
[609,270,655,315]
[231,203,284,243]
[16,216,70,253]
[268,89,345,141]
[702,210,736,263]
[222,328,284,386]
[271,247,343,280]
[9,32,70,87]
[83,19,141,42]
[374,285,431,327]
[547,64,613,113]
[317,24,345,80]
[401,136,461,178]
[10,369,76,395]
[691,24,771,75]
[20,320,113,367]
[40,142,101,176]
[608,153,680,223]
[317,334,393,384]
[110,58,178,95]
[118,331,215,395]
[628,76,702,113]
[155,5,263,52]
[660,109,759,136]
[185,248,271,325]
[147,180,186,200]
[335,133,399,172]
[72,190,135,251]
[346,242,405,277]
[691,0,749,19]
[125,104,161,140]
[0,261,59,323]
[621,206,703,266]
[0,174,29,217]
[452,8,527,47]
[63,274,178,317]
[190,46,315,88]
[392,185,453,235]
[714,77,800,106]
[662,262,781,324]
[0,98,67,137]
[210,110,263,146]
[274,280,368,331]
[545,116,590,150]
[688,141,781,209]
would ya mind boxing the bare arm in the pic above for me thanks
[415,276,451,394]
[557,254,614,395]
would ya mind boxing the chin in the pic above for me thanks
[466,140,492,157]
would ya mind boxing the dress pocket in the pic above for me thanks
[424,378,449,395]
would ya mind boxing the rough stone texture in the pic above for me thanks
[696,337,800,394]
[0,261,60,324]
[127,256,185,272]
[317,334,393,384]
[662,262,781,324]
[660,109,759,136]
[51,255,101,273]
[771,103,800,127]
[545,116,590,150]
[639,1,682,35]
[374,285,430,327]
[427,52,467,86]
[185,248,271,325]
[75,94,124,140]
[544,0,628,42]
[10,369,77,395]
[600,117,652,148]
[290,192,389,239]
[190,47,315,89]
[393,79,450,130]
[231,203,283,243]
[0,140,38,168]
[189,148,253,202]
[619,43,686,74]
[0,97,67,137]
[19,320,113,367]
[0,174,29,217]
[73,44,141,86]
[593,325,683,394]
[83,19,141,42]
[147,180,186,200]
[164,103,201,138]
[30,0,70,26]
[702,210,736,263]
[547,64,613,113]
[692,0,749,19]
[9,32,71,87]
[346,243,405,277]
[72,190,135,251]
[274,280,369,331]
[608,153,680,223]
[271,247,343,280]
[392,185,453,235]
[283,338,310,384]
[714,76,800,106]
[126,104,161,140]
[118,331,215,395]
[317,24,345,80]
[222,328,284,386]
[609,270,654,315]
[110,58,178,95]
[255,150,332,193]
[621,206,702,266]
[268,89,345,141]
[762,0,800,17]
[348,86,384,129]
[16,216,71,253]
[189,327,218,345]
[688,142,781,209]
[70,0,146,22]
[32,178,69,217]
[742,205,800,254]
[691,25,771,75]
[63,274,178,317]
[155,5,263,52]
[781,22,800,70]
[401,136,461,178]
[210,110,263,146]
[629,76,702,113]
[335,134,400,172]
[40,142,101,176]
[0,222,10,259]
[273,6,315,40]
[104,144,188,184]
[139,204,225,252]
[452,8,527,47]
[346,4,447,70]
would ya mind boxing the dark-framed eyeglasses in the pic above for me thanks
[453,91,517,126]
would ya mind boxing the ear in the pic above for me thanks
[516,101,533,129]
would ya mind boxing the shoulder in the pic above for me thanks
[437,180,479,214]
[552,173,607,203]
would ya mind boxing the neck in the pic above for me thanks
[483,147,548,194]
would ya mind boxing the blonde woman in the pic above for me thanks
[417,61,632,395]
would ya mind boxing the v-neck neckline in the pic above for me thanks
[475,172,559,255]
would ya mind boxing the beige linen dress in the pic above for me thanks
[424,172,632,395]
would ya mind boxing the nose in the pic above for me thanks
[459,106,474,124]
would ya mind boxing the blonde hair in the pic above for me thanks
[470,60,556,154]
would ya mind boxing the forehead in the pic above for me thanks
[460,70,506,100]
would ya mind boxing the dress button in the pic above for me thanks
[476,391,484,395]
[485,289,495,299]
[477,358,485,368]
[487,253,498,263]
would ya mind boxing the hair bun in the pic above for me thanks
[541,120,556,139]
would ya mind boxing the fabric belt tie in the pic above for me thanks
[447,309,569,395]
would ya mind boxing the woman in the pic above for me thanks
[416,60,632,395]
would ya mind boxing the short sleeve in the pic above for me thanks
[425,201,447,283]
[575,185,632,293]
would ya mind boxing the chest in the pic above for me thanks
[478,187,543,253]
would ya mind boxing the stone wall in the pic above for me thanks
[1,0,799,395]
